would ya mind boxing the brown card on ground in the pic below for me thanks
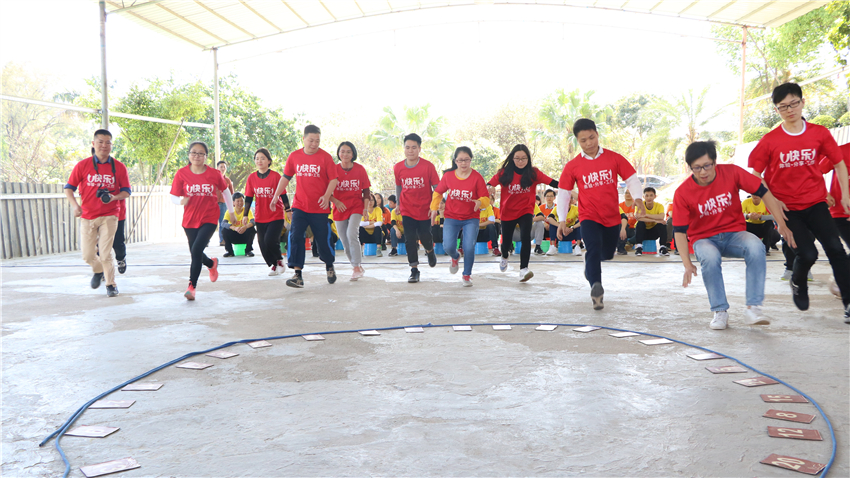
[452,325,472,331]
[89,400,135,409]
[535,325,557,331]
[761,394,809,403]
[121,383,162,391]
[760,454,825,475]
[65,426,120,438]
[763,409,816,424]
[706,365,748,374]
[734,376,780,387]
[639,338,674,345]
[80,457,140,477]
[573,326,601,333]
[404,327,424,333]
[302,334,324,341]
[247,340,272,348]
[492,325,512,330]
[175,362,213,370]
[767,426,823,441]
[609,332,640,338]
[688,352,724,360]
[206,351,238,359]
[359,330,381,336]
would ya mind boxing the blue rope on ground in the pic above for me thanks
[41,322,837,478]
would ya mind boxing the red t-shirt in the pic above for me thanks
[216,174,234,203]
[487,167,554,222]
[66,157,131,220]
[558,149,637,227]
[673,164,762,243]
[818,143,850,219]
[333,162,371,221]
[245,170,284,223]
[435,169,489,221]
[748,122,844,211]
[170,165,228,229]
[283,148,338,214]
[394,158,440,221]
[117,199,126,221]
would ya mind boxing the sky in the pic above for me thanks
[1,0,758,133]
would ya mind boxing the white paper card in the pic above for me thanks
[536,325,558,331]
[405,327,424,333]
[302,334,325,341]
[452,325,473,331]
[492,325,512,330]
[359,330,381,336]
[574,326,601,333]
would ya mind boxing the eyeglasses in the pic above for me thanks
[456,159,472,163]
[189,152,207,158]
[776,99,802,113]
[691,162,715,173]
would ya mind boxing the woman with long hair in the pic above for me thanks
[170,141,235,300]
[430,147,489,287]
[487,144,558,282]
[331,141,372,280]
[359,193,384,257]
[244,148,289,277]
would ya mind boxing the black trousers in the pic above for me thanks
[183,223,216,287]
[223,227,256,254]
[112,219,126,261]
[431,224,443,244]
[745,221,774,250]
[256,220,284,267]
[635,222,667,247]
[359,227,383,244]
[835,217,850,253]
[401,216,434,268]
[500,214,533,269]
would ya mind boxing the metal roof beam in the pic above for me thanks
[735,0,775,23]
[282,1,310,26]
[319,1,337,20]
[239,0,282,32]
[106,0,206,48]
[108,0,169,15]
[194,0,257,39]
[155,2,228,44]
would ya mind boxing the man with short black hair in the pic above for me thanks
[633,186,669,256]
[64,129,132,297]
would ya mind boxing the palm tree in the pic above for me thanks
[367,104,454,168]
[532,89,613,162]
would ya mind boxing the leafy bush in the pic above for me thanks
[838,112,850,127]
[743,127,770,143]
[809,115,837,129]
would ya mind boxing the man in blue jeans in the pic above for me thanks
[674,141,793,330]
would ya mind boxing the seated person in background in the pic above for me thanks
[222,192,256,257]
[389,205,406,256]
[279,212,291,256]
[540,189,558,249]
[476,201,499,253]
[532,203,547,255]
[617,189,637,254]
[431,197,446,246]
[375,193,391,251]
[359,194,384,256]
[383,194,396,250]
[634,186,669,256]
[491,192,502,256]
[546,194,581,256]
[742,194,776,255]
[665,202,675,253]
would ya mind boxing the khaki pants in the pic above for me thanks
[81,215,118,286]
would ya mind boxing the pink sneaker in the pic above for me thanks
[208,258,219,282]
[184,282,196,300]
[351,266,365,281]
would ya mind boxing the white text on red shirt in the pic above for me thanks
[338,179,361,191]
[296,164,321,178]
[698,192,733,218]
[778,149,817,169]
[447,188,473,201]
[184,183,215,196]
[402,177,426,188]
[86,174,115,187]
[581,169,614,189]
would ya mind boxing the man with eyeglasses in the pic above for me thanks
[64,129,132,297]
[674,141,791,330]
[748,82,850,322]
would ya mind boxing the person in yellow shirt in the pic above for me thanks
[546,194,581,256]
[359,194,384,257]
[430,197,446,247]
[742,194,777,255]
[634,187,669,256]
[476,202,498,250]
[222,192,256,257]
[389,206,406,256]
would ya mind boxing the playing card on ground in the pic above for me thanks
[358,330,381,336]
[175,362,213,370]
[706,365,748,373]
[639,338,674,345]
[734,376,779,387]
[763,410,816,424]
[452,325,472,331]
[247,340,272,348]
[761,394,809,403]
[89,400,135,409]
[760,454,825,475]
[302,334,325,341]
[609,332,640,338]
[65,426,120,438]
[205,351,238,359]
[573,326,601,333]
[404,327,424,333]
[80,457,140,477]
[535,325,557,331]
[767,426,823,441]
[688,352,724,360]
[492,325,512,330]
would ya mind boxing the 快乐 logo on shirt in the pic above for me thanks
[254,186,275,197]
[86,174,115,187]
[447,189,473,201]
[296,164,321,177]
[338,179,360,191]
[507,183,530,194]
[779,149,817,169]
[581,169,614,189]
[697,192,733,218]
[402,177,425,188]
[185,184,215,196]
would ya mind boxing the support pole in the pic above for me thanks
[738,26,747,144]
[213,47,221,165]
[99,0,109,129]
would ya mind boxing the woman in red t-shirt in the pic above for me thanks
[330,141,371,281]
[244,148,289,277]
[170,141,234,300]
[487,144,558,282]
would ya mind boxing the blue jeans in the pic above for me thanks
[217,202,227,242]
[550,224,581,242]
[581,220,619,286]
[444,217,479,276]
[693,231,765,311]
[287,208,335,270]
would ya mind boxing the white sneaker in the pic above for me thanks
[462,275,472,287]
[449,257,459,274]
[376,248,382,257]
[745,306,770,325]
[519,268,534,282]
[351,266,365,281]
[780,269,792,281]
[500,257,508,272]
[710,311,729,330]
[277,260,286,274]
[546,247,558,256]
[574,247,582,256]
[268,264,280,276]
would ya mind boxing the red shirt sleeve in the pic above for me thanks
[475,174,489,198]
[616,154,637,179]
[534,168,554,186]
[361,166,371,189]
[672,188,690,228]
[487,170,501,187]
[244,174,255,198]
[169,169,184,196]
[558,162,576,191]
[818,128,844,166]
[67,161,83,188]
[116,162,131,191]
[325,155,338,181]
[214,171,227,192]
[434,174,449,195]
[734,165,763,195]
[748,138,770,173]
[818,155,834,174]
[394,162,402,186]
[429,162,440,187]
[283,153,296,177]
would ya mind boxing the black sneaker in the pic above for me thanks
[534,246,544,255]
[327,267,337,284]
[845,303,850,323]
[91,272,104,289]
[591,282,604,310]
[408,268,420,283]
[106,285,119,297]
[381,244,387,251]
[617,250,627,255]
[286,274,304,288]
[388,248,398,257]
[427,250,437,268]
[223,252,234,257]
[659,246,669,257]
[246,251,254,257]
[635,247,643,256]
[791,281,809,311]
[117,260,127,274]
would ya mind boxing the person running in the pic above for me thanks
[244,148,289,277]
[272,125,339,288]
[170,141,234,300]
[330,141,371,281]
[393,133,440,283]
[557,119,645,309]
[488,144,558,282]
[675,141,793,329]
[430,147,490,287]
[748,82,850,320]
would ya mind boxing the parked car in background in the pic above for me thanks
[618,175,673,197]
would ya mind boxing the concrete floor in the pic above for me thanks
[1,240,848,477]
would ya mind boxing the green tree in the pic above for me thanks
[826,0,850,72]
[532,89,613,163]
[605,93,659,174]
[367,104,454,169]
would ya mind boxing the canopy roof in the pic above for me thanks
[104,0,829,51]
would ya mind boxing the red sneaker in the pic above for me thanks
[184,282,196,300]
[209,257,219,282]
[492,247,501,257]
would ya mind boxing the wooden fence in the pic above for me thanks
[0,183,183,259]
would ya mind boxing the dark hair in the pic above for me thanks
[374,193,385,209]
[254,147,273,165]
[304,124,321,136]
[387,195,397,203]
[93,129,112,139]
[188,141,209,155]
[544,189,555,198]
[232,192,244,201]
[445,146,473,173]
[369,194,378,208]
[403,133,422,146]
[772,83,803,105]
[685,141,718,166]
[217,161,227,167]
[643,187,656,195]
[498,144,537,189]
[572,118,598,138]
[336,141,358,162]
[536,195,541,202]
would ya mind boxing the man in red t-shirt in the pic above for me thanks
[271,125,339,288]
[674,141,792,330]
[748,82,850,320]
[64,129,132,297]
[393,133,441,283]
